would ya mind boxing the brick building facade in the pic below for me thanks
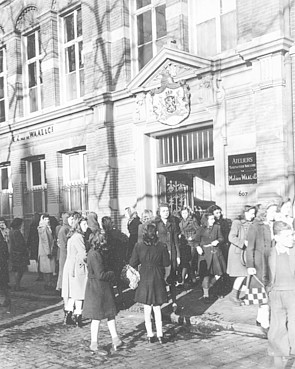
[0,0,294,233]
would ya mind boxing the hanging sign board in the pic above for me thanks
[228,152,257,185]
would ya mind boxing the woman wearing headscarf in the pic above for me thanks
[227,205,257,304]
[62,214,88,327]
[83,230,123,354]
[56,212,71,292]
[246,200,278,330]
[0,217,10,306]
[84,212,101,252]
[10,218,29,291]
[125,207,141,261]
[129,222,170,344]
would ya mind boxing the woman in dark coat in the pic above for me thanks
[27,213,42,281]
[125,207,141,261]
[129,222,170,343]
[83,230,122,354]
[246,201,278,329]
[0,217,10,306]
[10,218,29,291]
[196,213,225,302]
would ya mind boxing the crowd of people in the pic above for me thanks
[0,198,294,367]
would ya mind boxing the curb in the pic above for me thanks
[10,290,62,301]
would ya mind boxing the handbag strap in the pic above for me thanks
[252,274,265,288]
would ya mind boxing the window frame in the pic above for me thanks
[23,28,44,114]
[0,47,7,123]
[188,0,237,57]
[0,162,12,193]
[130,0,167,74]
[62,7,84,102]
[25,156,47,213]
[62,149,88,185]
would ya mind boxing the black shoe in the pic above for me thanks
[74,314,82,328]
[147,336,153,344]
[63,311,74,325]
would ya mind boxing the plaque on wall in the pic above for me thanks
[228,153,257,185]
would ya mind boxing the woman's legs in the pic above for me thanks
[90,319,100,349]
[73,300,83,315]
[153,306,163,338]
[143,304,154,337]
[107,318,123,350]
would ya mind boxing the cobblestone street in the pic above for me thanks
[1,304,291,369]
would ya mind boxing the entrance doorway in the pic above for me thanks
[157,165,215,213]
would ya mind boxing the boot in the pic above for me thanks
[229,289,240,305]
[73,314,83,328]
[63,310,74,325]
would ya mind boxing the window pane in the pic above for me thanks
[33,191,43,213]
[221,11,237,51]
[69,154,80,181]
[138,43,152,69]
[38,30,42,55]
[196,19,217,57]
[1,167,8,190]
[156,37,167,52]
[0,100,5,122]
[43,161,47,183]
[83,153,87,178]
[32,161,41,186]
[156,5,166,39]
[79,41,84,68]
[27,33,36,60]
[137,11,152,45]
[136,0,151,9]
[28,62,37,88]
[29,87,38,112]
[0,50,3,73]
[65,13,75,42]
[77,9,82,37]
[39,60,43,84]
[66,72,77,100]
[0,76,4,99]
[66,45,76,72]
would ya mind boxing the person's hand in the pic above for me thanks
[211,240,219,247]
[196,246,203,255]
[247,267,256,275]
[177,257,181,266]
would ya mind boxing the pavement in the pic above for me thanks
[0,271,263,337]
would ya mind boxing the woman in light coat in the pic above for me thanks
[38,214,55,290]
[227,205,256,303]
[62,214,88,327]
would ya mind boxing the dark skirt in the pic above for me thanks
[0,259,9,289]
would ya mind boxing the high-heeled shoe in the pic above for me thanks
[63,310,74,325]
[73,314,83,328]
[112,336,123,351]
[147,336,153,344]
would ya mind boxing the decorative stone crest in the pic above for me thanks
[15,6,38,33]
[149,71,190,126]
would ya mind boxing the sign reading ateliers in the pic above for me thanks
[228,152,257,185]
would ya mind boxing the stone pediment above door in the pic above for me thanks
[127,46,212,93]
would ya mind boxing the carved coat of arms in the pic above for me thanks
[150,72,190,126]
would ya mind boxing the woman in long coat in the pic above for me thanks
[10,218,29,291]
[83,230,122,354]
[125,207,141,261]
[62,215,88,327]
[196,213,225,302]
[56,212,70,291]
[227,205,256,303]
[245,201,278,329]
[129,222,170,343]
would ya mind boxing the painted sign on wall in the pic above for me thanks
[228,152,257,185]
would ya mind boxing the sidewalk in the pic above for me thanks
[0,271,263,338]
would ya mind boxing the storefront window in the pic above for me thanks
[64,8,84,101]
[26,30,43,113]
[135,0,167,70]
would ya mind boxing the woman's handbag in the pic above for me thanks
[241,275,268,305]
[121,264,140,290]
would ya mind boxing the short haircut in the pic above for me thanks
[158,202,169,210]
[273,221,292,235]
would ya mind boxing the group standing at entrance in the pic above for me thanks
[1,198,295,367]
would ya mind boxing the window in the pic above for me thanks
[158,127,214,167]
[25,156,47,213]
[61,148,88,212]
[63,8,84,100]
[134,0,167,70]
[26,30,43,113]
[0,49,6,122]
[0,162,12,219]
[189,0,237,57]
